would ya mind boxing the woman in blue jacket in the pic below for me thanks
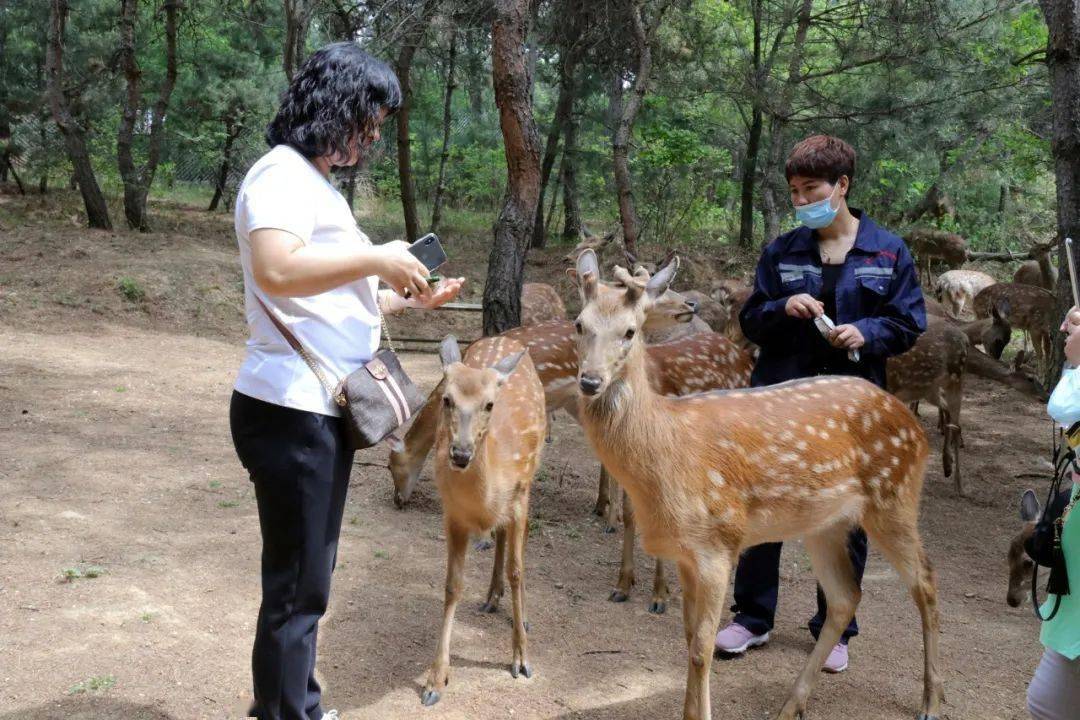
[715,135,926,674]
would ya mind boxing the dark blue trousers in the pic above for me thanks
[732,527,867,644]
[231,391,353,720]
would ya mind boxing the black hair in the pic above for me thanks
[266,42,402,160]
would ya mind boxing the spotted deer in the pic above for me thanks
[1013,240,1058,291]
[907,227,968,284]
[934,269,996,320]
[974,282,1057,374]
[572,249,942,720]
[887,318,1045,496]
[521,282,566,326]
[420,335,546,706]
[390,322,753,615]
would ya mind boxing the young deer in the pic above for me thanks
[421,335,546,706]
[934,269,996,320]
[572,249,942,720]
[887,318,1045,495]
[1006,489,1040,608]
[521,282,567,326]
[974,282,1057,374]
[907,228,968,284]
[1013,240,1058,291]
[924,296,1013,359]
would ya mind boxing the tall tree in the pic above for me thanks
[283,0,317,81]
[612,0,669,257]
[1040,0,1080,381]
[431,25,458,233]
[116,0,180,232]
[45,0,111,230]
[395,1,439,241]
[483,0,541,334]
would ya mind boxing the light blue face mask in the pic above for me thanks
[794,183,840,229]
[1049,367,1080,427]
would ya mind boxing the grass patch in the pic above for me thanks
[60,565,105,583]
[139,611,154,623]
[68,675,116,695]
[116,276,145,303]
[217,499,239,509]
[208,480,222,489]
[373,549,389,559]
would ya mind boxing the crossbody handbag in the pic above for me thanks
[255,294,424,450]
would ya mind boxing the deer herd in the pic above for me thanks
[385,233,1060,719]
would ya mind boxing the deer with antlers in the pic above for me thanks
[390,310,753,614]
[887,318,1045,495]
[572,249,942,720]
[420,335,546,707]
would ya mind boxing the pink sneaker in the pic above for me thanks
[822,642,849,673]
[714,622,770,655]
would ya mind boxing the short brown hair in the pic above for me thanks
[785,135,856,191]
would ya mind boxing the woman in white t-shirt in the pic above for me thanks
[230,43,463,720]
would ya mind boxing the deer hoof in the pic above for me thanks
[917,715,939,720]
[609,589,630,603]
[602,524,618,534]
[479,600,499,614]
[648,599,667,614]
[474,538,494,551]
[393,491,407,509]
[420,689,441,707]
[511,661,533,679]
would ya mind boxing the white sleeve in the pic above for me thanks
[239,162,316,243]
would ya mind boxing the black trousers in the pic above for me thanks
[731,528,868,644]
[230,391,354,720]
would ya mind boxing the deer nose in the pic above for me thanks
[449,445,472,468]
[579,374,603,396]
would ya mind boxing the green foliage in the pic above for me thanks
[116,277,145,303]
[68,675,116,695]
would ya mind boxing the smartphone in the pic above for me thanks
[408,233,447,273]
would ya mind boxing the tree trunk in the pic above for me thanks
[283,0,315,81]
[738,0,764,248]
[561,103,582,240]
[396,5,435,242]
[465,29,486,117]
[483,0,542,335]
[1040,0,1080,383]
[612,1,665,259]
[208,115,242,212]
[117,0,179,231]
[431,28,458,234]
[759,0,812,244]
[531,46,578,248]
[3,156,25,194]
[45,0,111,230]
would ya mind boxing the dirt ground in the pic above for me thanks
[0,192,1055,719]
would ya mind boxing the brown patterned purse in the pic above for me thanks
[256,295,424,450]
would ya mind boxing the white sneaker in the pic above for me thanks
[322,711,340,720]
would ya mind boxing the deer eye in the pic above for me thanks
[485,402,494,412]
[624,328,636,340]
[574,321,583,335]
[442,396,453,408]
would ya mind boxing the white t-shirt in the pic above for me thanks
[233,144,381,416]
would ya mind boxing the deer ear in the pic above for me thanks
[995,299,1011,320]
[646,255,680,299]
[565,267,580,288]
[439,335,462,369]
[491,349,527,383]
[387,435,406,453]
[576,249,600,301]
[1020,489,1041,522]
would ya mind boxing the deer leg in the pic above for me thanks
[507,506,532,679]
[422,521,469,706]
[865,516,944,720]
[682,552,733,720]
[677,560,699,647]
[610,489,636,603]
[946,378,963,495]
[777,525,860,720]
[604,475,623,533]
[650,557,670,614]
[480,527,507,613]
[593,464,610,518]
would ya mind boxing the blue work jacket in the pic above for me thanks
[738,210,926,389]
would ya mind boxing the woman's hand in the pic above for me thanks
[372,240,432,300]
[785,293,824,319]
[408,277,465,310]
[829,323,865,350]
